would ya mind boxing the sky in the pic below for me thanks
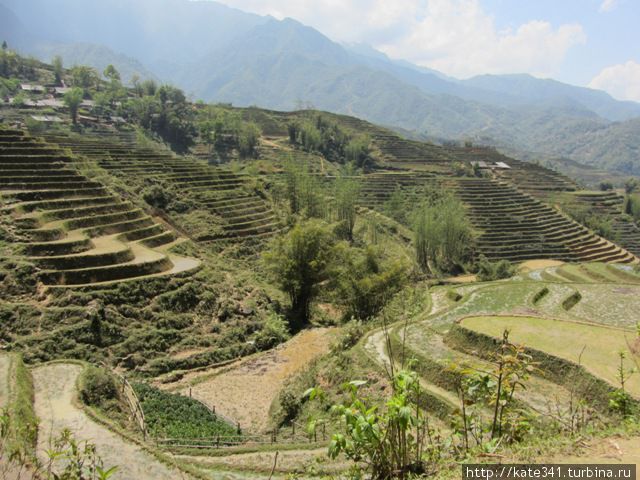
[212,0,640,102]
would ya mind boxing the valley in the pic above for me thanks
[0,47,638,479]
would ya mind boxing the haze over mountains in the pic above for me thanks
[2,0,640,175]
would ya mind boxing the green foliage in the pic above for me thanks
[288,114,356,164]
[197,106,262,158]
[252,312,291,350]
[124,84,195,149]
[64,87,84,125]
[52,55,63,85]
[47,428,119,480]
[383,187,408,225]
[0,77,19,98]
[133,383,238,439]
[476,256,516,281]
[599,181,614,191]
[624,178,639,194]
[311,370,429,479]
[446,289,462,302]
[626,194,640,222]
[608,351,636,418]
[334,246,408,321]
[563,202,616,239]
[142,184,171,210]
[334,167,361,240]
[532,286,550,304]
[0,48,38,79]
[5,355,38,458]
[70,65,99,92]
[561,291,582,311]
[344,135,372,169]
[451,330,538,449]
[79,366,119,408]
[282,156,325,218]
[412,189,474,274]
[263,220,340,327]
[238,121,261,158]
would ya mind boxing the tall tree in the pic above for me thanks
[412,190,474,274]
[52,55,63,85]
[263,220,339,328]
[64,87,84,125]
[103,64,121,83]
[334,165,361,241]
[70,65,98,92]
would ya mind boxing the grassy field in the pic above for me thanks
[460,315,640,397]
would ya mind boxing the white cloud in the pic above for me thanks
[589,60,640,102]
[214,0,586,79]
[599,0,617,12]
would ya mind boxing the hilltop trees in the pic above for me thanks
[124,84,195,150]
[70,65,99,93]
[288,114,371,166]
[197,106,262,159]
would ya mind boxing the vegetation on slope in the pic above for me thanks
[133,382,238,440]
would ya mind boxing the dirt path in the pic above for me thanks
[33,363,187,480]
[167,328,335,434]
[0,354,10,408]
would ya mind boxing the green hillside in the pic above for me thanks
[0,52,639,479]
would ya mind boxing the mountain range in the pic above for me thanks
[2,0,639,176]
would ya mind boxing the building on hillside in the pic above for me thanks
[20,84,45,93]
[30,115,63,123]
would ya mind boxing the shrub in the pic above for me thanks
[532,286,550,304]
[253,312,290,350]
[79,366,119,408]
[477,256,516,281]
[562,291,582,311]
[446,289,462,302]
[142,184,171,210]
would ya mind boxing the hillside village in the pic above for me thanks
[0,46,639,479]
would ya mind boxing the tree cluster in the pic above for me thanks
[288,115,372,168]
[412,187,475,275]
[197,106,261,159]
[263,219,407,328]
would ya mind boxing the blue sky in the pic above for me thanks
[213,0,640,101]
[483,0,638,84]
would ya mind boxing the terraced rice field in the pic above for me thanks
[401,323,573,413]
[43,131,280,242]
[452,178,635,263]
[459,315,640,397]
[0,128,200,287]
[568,191,640,257]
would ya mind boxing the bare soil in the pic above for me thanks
[519,259,565,272]
[166,328,336,433]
